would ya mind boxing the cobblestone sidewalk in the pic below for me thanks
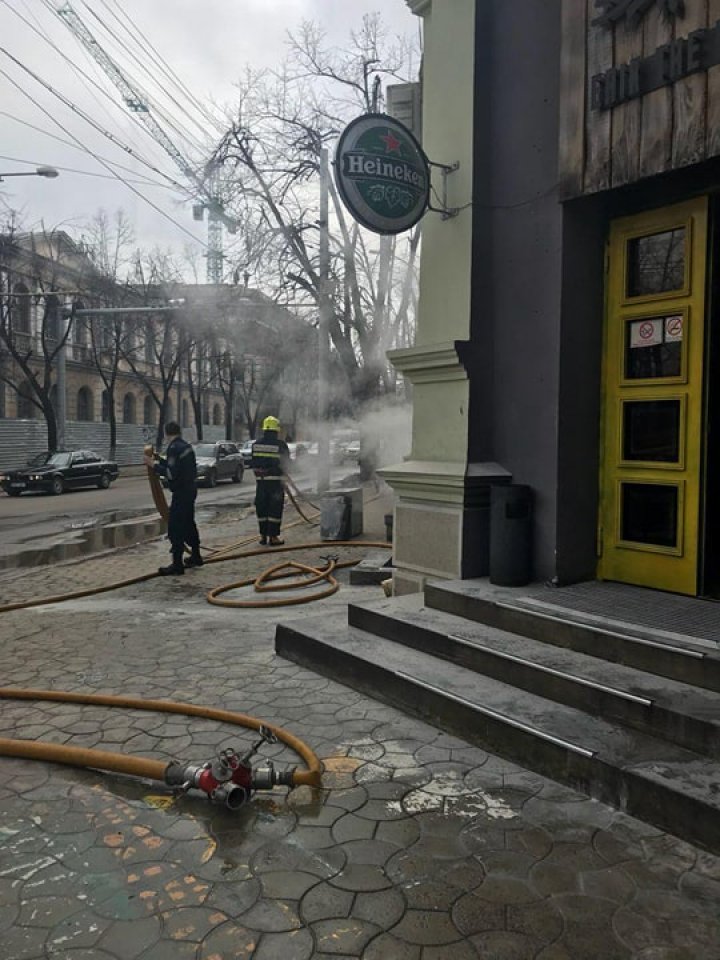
[0,487,719,958]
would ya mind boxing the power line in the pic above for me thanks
[74,0,208,155]
[104,0,225,135]
[0,110,186,189]
[0,153,175,189]
[0,61,208,247]
[0,47,188,191]
[3,0,176,167]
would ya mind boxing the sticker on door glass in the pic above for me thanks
[625,314,683,379]
[664,315,683,342]
[630,318,663,348]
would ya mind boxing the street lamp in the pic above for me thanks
[0,166,60,182]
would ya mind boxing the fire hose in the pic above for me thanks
[0,687,322,809]
[0,454,391,802]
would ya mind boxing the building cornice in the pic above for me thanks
[387,340,469,384]
[379,460,511,505]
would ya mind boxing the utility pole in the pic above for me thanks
[56,301,67,451]
[317,147,330,494]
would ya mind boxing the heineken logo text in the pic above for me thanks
[343,153,427,191]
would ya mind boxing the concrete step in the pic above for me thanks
[425,579,720,693]
[348,597,720,759]
[275,615,720,855]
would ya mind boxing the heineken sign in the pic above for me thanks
[334,114,430,235]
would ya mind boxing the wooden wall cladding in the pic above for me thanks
[560,0,717,199]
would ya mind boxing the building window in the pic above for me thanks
[182,399,189,427]
[13,283,31,333]
[44,294,60,341]
[123,393,136,424]
[212,403,222,426]
[101,390,110,422]
[77,386,93,421]
[144,322,155,363]
[72,303,88,344]
[17,381,35,419]
[143,395,155,425]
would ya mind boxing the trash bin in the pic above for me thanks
[489,484,532,586]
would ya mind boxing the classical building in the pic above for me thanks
[0,231,302,465]
[384,0,720,600]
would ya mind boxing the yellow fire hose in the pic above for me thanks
[0,687,321,788]
[0,456,392,801]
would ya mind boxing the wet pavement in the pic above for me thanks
[1,489,720,958]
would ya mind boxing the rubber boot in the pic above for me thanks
[184,550,204,568]
[159,549,185,576]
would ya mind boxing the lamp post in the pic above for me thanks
[0,166,60,182]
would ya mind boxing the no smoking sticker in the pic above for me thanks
[665,315,683,341]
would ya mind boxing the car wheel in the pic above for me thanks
[50,475,64,496]
[98,472,111,490]
[6,489,22,497]
[207,469,217,488]
[232,467,242,483]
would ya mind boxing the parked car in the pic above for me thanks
[0,450,119,496]
[192,442,244,487]
[240,439,254,469]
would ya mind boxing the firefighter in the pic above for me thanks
[251,415,290,546]
[144,421,203,575]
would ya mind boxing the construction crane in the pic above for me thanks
[56,1,236,283]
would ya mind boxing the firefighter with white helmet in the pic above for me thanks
[250,415,291,546]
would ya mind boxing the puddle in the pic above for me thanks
[0,503,245,572]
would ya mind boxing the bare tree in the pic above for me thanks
[211,14,420,410]
[120,250,188,447]
[0,225,81,451]
[80,209,137,459]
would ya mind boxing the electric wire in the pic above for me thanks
[93,0,216,143]
[0,113,185,189]
[0,48,187,191]
[72,0,208,155]
[4,0,177,168]
[0,61,208,247]
[105,0,226,134]
[0,153,175,189]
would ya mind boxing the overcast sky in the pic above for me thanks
[0,0,417,277]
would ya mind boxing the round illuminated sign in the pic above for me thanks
[334,113,430,235]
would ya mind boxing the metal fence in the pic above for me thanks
[0,419,227,469]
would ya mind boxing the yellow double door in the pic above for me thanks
[598,197,708,596]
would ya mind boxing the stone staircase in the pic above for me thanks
[275,578,720,854]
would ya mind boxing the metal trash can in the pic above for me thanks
[489,484,532,586]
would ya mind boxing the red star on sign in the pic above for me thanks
[380,130,402,153]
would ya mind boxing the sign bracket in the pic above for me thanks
[426,160,460,220]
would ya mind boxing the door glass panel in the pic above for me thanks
[622,399,680,462]
[626,227,686,297]
[625,315,683,379]
[620,482,678,547]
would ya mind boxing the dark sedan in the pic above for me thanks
[0,450,119,496]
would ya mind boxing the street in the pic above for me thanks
[0,460,349,568]
[0,471,253,567]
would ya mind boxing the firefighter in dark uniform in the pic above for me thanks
[144,421,203,575]
[251,415,290,546]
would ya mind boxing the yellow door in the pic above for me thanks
[598,198,708,596]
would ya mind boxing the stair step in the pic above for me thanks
[425,579,720,693]
[275,616,720,854]
[347,597,720,759]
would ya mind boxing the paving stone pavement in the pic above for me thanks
[1,489,720,958]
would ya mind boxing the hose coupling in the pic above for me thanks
[251,761,296,790]
[211,782,249,810]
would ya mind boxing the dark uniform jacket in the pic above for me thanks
[251,431,290,479]
[154,436,197,494]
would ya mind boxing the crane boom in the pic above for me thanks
[56,1,226,282]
